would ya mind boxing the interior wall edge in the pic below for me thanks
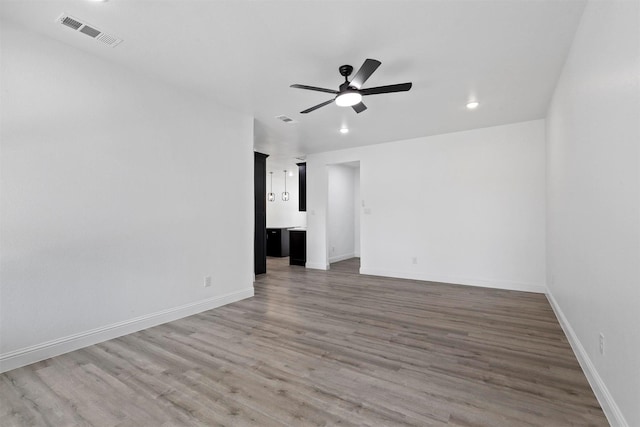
[305,262,329,270]
[546,289,629,427]
[0,287,254,374]
[329,253,356,264]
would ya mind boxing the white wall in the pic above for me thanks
[328,164,356,263]
[265,159,306,228]
[545,1,640,425]
[0,22,254,371]
[307,120,546,292]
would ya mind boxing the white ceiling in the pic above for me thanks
[1,0,586,158]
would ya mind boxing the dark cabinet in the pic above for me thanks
[267,228,290,257]
[289,229,306,266]
[297,162,306,212]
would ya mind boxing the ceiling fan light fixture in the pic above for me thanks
[340,128,349,134]
[466,101,479,109]
[335,91,362,107]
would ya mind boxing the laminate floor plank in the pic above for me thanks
[0,257,607,426]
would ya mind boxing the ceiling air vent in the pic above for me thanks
[96,33,119,46]
[79,25,101,38]
[61,16,82,30]
[57,14,123,48]
[276,115,295,123]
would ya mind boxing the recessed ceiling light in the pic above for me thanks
[88,0,109,2]
[466,101,479,109]
[340,128,349,134]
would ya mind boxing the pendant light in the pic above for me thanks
[282,170,290,201]
[268,172,275,202]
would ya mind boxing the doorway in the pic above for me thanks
[327,161,361,271]
[264,157,307,267]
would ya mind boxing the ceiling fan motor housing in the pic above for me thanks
[339,65,354,78]
[339,81,352,91]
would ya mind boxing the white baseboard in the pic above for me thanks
[329,253,355,263]
[0,287,254,374]
[546,290,627,427]
[359,268,546,293]
[305,262,329,270]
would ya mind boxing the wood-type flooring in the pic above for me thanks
[0,257,607,426]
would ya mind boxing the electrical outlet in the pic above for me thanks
[599,333,605,355]
[204,276,212,288]
[331,246,336,253]
[412,257,418,265]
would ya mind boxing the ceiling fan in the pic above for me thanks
[291,58,412,114]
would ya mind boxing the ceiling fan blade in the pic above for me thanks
[352,102,367,114]
[291,84,338,94]
[300,99,335,114]
[350,59,381,89]
[360,82,412,96]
